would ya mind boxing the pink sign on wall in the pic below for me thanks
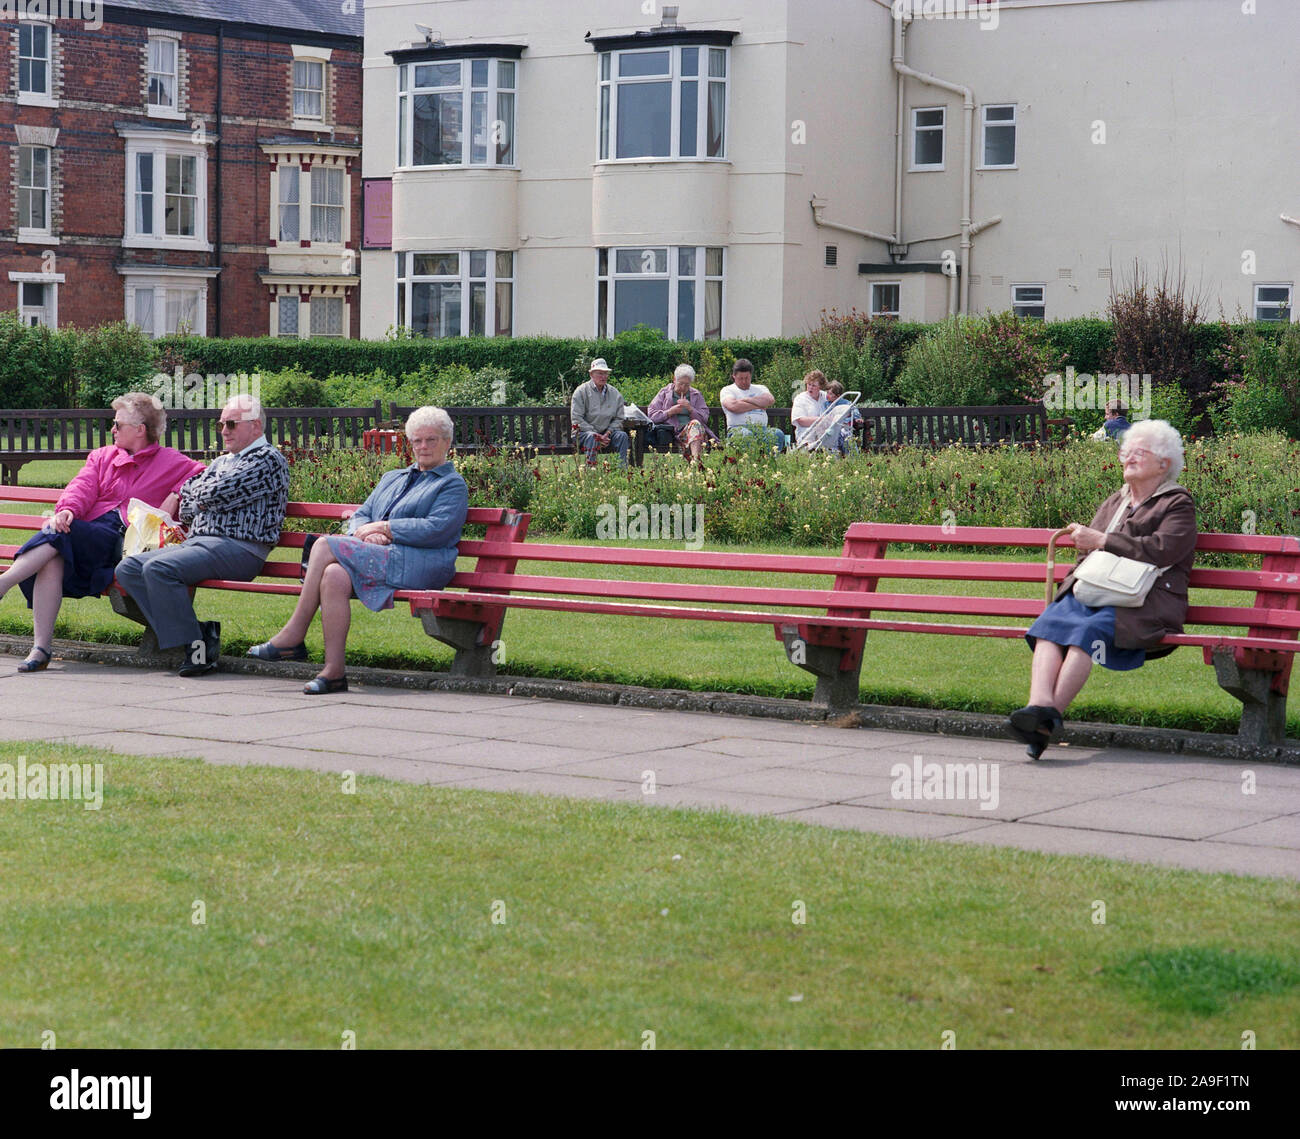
[363,179,393,249]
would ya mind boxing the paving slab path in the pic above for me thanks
[2,657,1297,880]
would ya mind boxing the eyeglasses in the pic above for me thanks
[217,419,245,431]
[111,420,141,430]
[1119,446,1157,462]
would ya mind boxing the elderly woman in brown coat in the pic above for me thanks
[1010,419,1198,758]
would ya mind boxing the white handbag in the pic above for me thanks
[1071,499,1166,608]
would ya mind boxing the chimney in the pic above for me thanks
[659,6,681,29]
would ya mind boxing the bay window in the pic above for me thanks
[597,45,727,160]
[396,58,516,168]
[596,246,723,340]
[122,130,209,251]
[396,250,514,338]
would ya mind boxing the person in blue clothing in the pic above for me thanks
[248,406,468,694]
[1091,399,1131,441]
[823,380,862,455]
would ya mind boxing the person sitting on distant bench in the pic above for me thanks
[720,358,786,452]
[824,380,862,456]
[646,364,717,465]
[1091,399,1132,441]
[791,370,830,448]
[572,358,629,467]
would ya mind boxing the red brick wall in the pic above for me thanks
[0,16,362,338]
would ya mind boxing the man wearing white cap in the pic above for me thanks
[571,358,629,467]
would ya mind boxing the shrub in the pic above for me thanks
[895,312,1062,406]
[1209,320,1300,438]
[0,312,78,407]
[1106,260,1212,409]
[75,322,157,408]
[802,310,890,401]
[261,367,328,409]
[759,350,807,404]
[1041,317,1113,376]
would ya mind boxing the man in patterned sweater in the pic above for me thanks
[116,394,290,676]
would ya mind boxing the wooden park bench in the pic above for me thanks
[419,521,1299,750]
[0,404,387,484]
[3,488,1293,749]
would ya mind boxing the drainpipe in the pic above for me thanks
[808,197,894,244]
[214,23,224,336]
[892,15,974,312]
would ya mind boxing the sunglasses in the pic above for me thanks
[217,418,246,431]
[111,420,141,430]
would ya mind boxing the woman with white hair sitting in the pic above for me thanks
[248,406,468,694]
[1010,419,1198,758]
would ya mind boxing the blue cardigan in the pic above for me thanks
[347,461,469,590]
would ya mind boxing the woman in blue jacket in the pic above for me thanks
[248,406,469,694]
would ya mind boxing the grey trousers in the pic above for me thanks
[115,536,270,650]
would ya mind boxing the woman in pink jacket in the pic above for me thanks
[0,392,204,671]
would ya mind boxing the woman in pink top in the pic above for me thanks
[0,392,204,671]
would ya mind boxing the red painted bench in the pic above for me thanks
[418,520,1299,749]
[4,489,1297,749]
[0,486,527,653]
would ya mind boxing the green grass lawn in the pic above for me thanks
[5,461,1295,736]
[1,742,1297,1049]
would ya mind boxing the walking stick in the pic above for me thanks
[1045,527,1075,608]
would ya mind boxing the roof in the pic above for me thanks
[105,0,363,40]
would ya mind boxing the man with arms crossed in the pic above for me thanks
[720,358,786,451]
[115,394,290,676]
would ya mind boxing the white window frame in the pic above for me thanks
[396,58,517,169]
[310,166,344,245]
[146,34,183,119]
[869,282,901,319]
[979,104,1017,169]
[596,45,729,162]
[291,47,331,127]
[122,131,211,252]
[595,246,724,340]
[308,295,345,338]
[18,22,55,106]
[17,144,52,240]
[120,269,215,338]
[9,271,63,328]
[270,161,350,249]
[396,250,515,338]
[277,164,301,243]
[275,294,301,337]
[1012,283,1046,319]
[911,106,945,172]
[1254,283,1293,322]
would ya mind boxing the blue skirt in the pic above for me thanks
[16,510,125,607]
[1025,590,1146,672]
[326,535,401,612]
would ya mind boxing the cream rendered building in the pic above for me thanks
[360,0,1299,340]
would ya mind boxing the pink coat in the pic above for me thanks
[56,444,206,525]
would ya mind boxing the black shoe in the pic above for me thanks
[179,622,221,677]
[303,674,348,695]
[247,640,308,662]
[1010,705,1063,759]
[17,646,51,673]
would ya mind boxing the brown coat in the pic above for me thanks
[1056,482,1199,651]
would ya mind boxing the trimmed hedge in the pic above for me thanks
[155,331,802,401]
[2,317,1289,411]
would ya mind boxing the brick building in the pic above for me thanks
[1,0,362,339]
